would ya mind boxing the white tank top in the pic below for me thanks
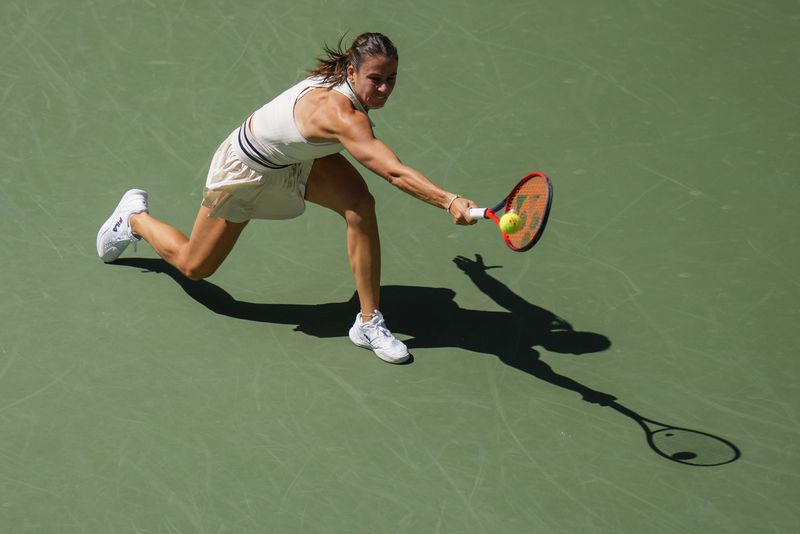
[232,78,371,173]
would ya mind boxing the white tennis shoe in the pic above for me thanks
[349,310,410,364]
[96,189,149,262]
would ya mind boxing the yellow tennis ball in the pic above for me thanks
[499,210,521,234]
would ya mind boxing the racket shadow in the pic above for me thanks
[450,254,741,467]
[112,256,740,466]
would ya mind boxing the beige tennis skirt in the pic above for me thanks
[201,129,313,222]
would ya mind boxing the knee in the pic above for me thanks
[181,262,218,281]
[343,192,376,226]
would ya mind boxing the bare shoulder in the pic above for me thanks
[327,91,371,130]
[296,88,371,141]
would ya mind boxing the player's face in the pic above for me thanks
[348,55,398,109]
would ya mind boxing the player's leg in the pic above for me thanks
[304,153,408,364]
[130,206,248,280]
[304,153,381,316]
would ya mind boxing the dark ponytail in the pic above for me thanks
[308,32,398,86]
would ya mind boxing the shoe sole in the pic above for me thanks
[96,189,148,262]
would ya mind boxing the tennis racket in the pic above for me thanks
[469,172,553,252]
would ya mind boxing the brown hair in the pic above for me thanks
[308,32,398,86]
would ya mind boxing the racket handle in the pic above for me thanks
[469,208,488,220]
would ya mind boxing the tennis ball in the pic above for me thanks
[499,210,521,234]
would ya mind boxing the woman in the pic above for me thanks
[96,32,477,364]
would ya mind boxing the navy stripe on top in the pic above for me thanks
[237,117,291,170]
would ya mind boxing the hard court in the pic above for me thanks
[1,0,798,532]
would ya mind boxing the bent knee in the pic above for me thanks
[343,192,376,224]
[181,263,219,281]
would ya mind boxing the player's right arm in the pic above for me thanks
[324,97,476,225]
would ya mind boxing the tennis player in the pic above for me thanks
[96,32,477,364]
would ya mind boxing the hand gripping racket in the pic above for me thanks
[469,172,553,252]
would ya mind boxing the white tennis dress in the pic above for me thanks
[202,78,370,222]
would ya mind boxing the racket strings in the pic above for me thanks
[505,177,551,250]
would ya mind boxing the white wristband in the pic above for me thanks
[446,194,460,213]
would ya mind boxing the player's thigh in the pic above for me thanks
[183,205,249,277]
[304,153,374,216]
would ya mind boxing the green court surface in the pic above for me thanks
[2,0,799,532]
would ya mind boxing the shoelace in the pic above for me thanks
[364,317,393,343]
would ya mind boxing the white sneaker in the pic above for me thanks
[96,189,149,262]
[349,310,410,364]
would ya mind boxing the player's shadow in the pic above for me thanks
[113,255,740,466]
[113,254,612,401]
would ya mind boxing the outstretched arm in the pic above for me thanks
[329,101,478,225]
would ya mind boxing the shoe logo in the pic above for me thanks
[112,217,123,232]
